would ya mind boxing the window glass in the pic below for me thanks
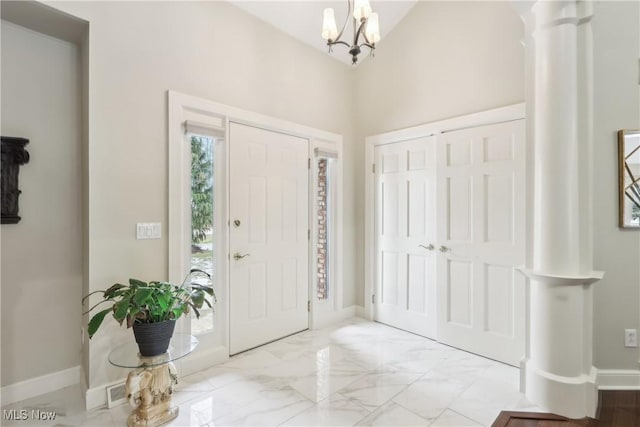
[317,157,333,301]
[190,135,215,334]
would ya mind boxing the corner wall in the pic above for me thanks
[1,21,83,387]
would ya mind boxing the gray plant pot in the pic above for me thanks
[132,319,176,357]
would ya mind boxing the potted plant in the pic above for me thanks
[82,268,216,357]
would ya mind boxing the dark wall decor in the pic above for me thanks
[1,136,30,224]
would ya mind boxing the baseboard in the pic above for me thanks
[85,345,229,410]
[312,305,362,329]
[174,344,228,378]
[524,362,598,418]
[0,365,81,406]
[86,380,112,411]
[597,369,640,390]
[84,378,127,410]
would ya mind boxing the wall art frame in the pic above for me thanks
[618,129,640,229]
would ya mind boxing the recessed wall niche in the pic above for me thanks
[1,136,30,224]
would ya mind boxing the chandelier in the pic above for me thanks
[321,0,381,65]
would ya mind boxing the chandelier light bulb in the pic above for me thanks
[322,8,338,40]
[365,12,380,43]
[353,0,372,21]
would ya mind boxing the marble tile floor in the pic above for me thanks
[1,318,542,427]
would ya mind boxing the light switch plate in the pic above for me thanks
[136,222,161,239]
[151,223,161,238]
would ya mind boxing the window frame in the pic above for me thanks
[168,93,228,363]
[311,143,343,321]
[187,133,221,336]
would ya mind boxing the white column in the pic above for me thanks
[515,0,603,419]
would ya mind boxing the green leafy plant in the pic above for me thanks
[82,269,216,339]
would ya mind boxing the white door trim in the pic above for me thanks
[168,91,342,362]
[364,103,526,321]
[310,139,344,329]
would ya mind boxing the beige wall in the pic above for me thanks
[592,0,640,370]
[46,0,356,388]
[355,1,524,136]
[0,21,82,386]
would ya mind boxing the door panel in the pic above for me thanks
[374,136,436,339]
[229,122,309,355]
[485,264,514,336]
[436,120,525,366]
[485,174,513,243]
[407,254,426,312]
[447,176,472,241]
[381,251,400,306]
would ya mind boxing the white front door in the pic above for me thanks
[374,136,437,339]
[229,122,309,355]
[436,120,525,366]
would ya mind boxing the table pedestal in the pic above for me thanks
[109,335,197,427]
[125,358,178,427]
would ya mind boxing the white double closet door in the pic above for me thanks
[374,120,525,366]
[229,122,309,355]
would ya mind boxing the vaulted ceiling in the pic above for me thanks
[229,1,418,66]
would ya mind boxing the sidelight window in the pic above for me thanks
[190,134,215,334]
[316,154,336,301]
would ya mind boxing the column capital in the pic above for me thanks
[512,1,594,29]
[518,267,604,286]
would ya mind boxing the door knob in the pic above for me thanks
[439,246,451,253]
[419,244,435,251]
[233,252,250,260]
[233,219,241,227]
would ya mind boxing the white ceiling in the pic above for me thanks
[228,1,418,66]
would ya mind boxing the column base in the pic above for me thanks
[523,358,598,419]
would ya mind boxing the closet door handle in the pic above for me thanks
[419,244,435,251]
[233,253,250,260]
[439,246,451,253]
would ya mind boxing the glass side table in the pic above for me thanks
[108,334,198,427]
